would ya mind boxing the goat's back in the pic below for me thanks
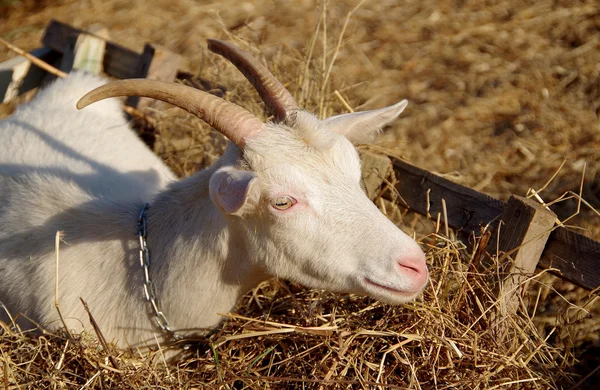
[0,72,175,199]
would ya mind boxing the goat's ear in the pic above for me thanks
[209,167,259,216]
[322,100,408,144]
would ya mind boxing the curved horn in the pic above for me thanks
[77,79,264,148]
[207,39,298,122]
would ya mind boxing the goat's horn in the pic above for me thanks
[207,39,298,122]
[77,79,264,148]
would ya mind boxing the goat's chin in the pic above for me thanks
[361,278,424,305]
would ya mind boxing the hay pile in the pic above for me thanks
[1,232,592,388]
[1,0,599,388]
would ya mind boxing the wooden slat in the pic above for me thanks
[42,20,139,79]
[392,158,505,232]
[40,20,209,86]
[59,24,109,74]
[359,150,393,201]
[484,196,557,320]
[390,158,600,291]
[42,20,198,82]
[0,48,60,103]
[540,229,600,290]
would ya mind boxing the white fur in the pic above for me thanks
[0,72,427,349]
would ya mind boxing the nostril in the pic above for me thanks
[397,262,421,274]
[392,253,429,293]
[396,254,428,277]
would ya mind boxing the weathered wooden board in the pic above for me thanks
[484,196,557,319]
[392,158,505,232]
[59,24,110,74]
[43,20,140,79]
[0,47,61,102]
[42,20,195,81]
[359,150,392,201]
[390,158,600,291]
[540,229,600,290]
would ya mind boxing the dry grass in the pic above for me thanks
[1,220,594,388]
[1,0,599,388]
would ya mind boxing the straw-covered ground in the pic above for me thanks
[1,0,599,388]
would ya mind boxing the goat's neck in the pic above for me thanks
[146,165,265,335]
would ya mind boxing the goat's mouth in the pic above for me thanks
[363,277,422,298]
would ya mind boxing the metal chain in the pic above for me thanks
[137,203,182,341]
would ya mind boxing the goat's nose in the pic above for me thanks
[397,253,428,290]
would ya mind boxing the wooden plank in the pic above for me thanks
[42,20,139,79]
[540,229,600,291]
[59,24,109,74]
[40,20,207,87]
[125,43,181,110]
[359,150,392,200]
[389,157,600,291]
[0,48,59,103]
[392,158,505,232]
[484,196,557,319]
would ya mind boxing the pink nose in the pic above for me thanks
[397,253,428,291]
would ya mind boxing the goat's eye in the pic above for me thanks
[271,196,296,210]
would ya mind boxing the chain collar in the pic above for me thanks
[137,203,181,341]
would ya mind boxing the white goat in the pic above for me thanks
[0,40,427,349]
